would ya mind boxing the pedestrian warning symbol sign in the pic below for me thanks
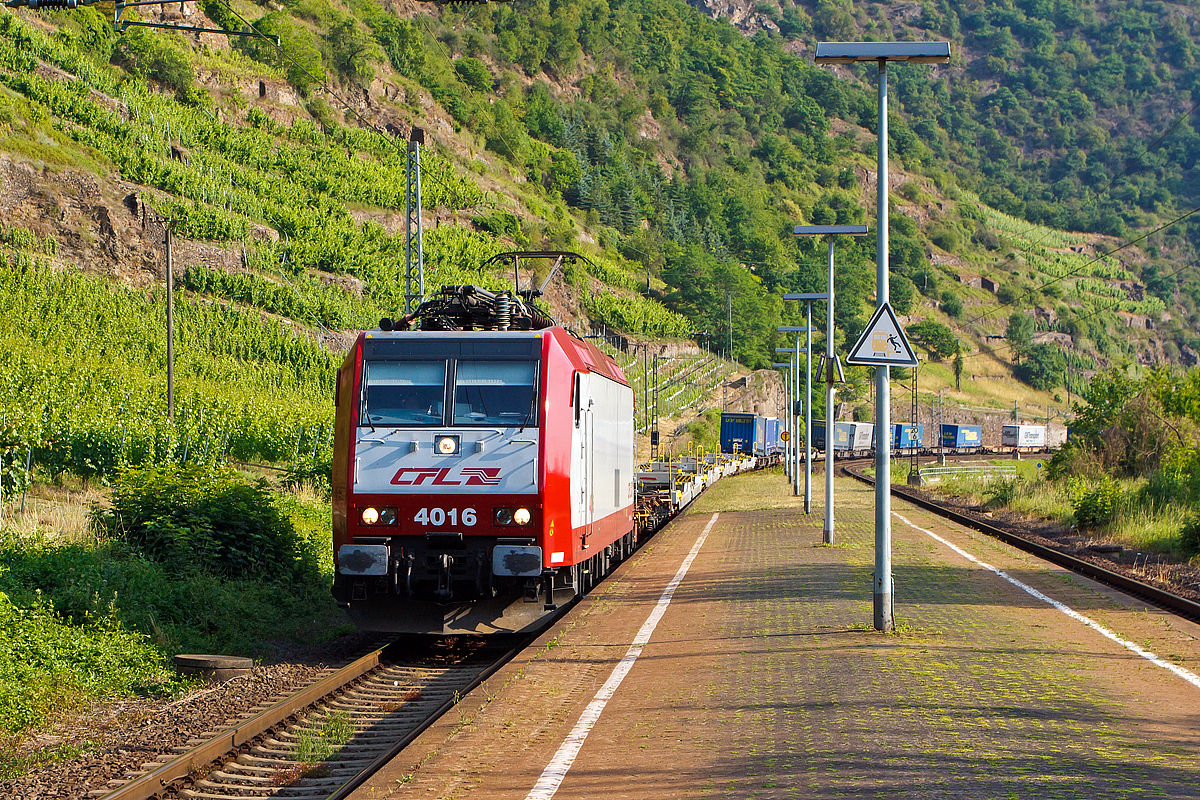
[845,302,918,367]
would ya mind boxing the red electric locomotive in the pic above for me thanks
[331,276,636,634]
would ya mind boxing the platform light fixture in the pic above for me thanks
[790,225,867,538]
[814,40,950,633]
[778,328,817,499]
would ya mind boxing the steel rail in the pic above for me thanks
[97,647,389,800]
[325,636,530,800]
[844,465,1200,624]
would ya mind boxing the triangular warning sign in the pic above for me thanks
[845,303,919,367]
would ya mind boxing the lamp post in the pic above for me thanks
[815,40,950,632]
[784,305,825,513]
[772,361,793,470]
[775,346,800,484]
[778,328,816,498]
[790,225,867,536]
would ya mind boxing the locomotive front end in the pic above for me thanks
[332,329,578,634]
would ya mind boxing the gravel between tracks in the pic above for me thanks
[0,634,382,800]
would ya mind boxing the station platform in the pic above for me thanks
[349,471,1200,799]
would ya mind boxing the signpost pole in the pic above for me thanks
[824,241,835,546]
[813,38,951,633]
[875,59,892,632]
[805,301,813,514]
[793,334,800,495]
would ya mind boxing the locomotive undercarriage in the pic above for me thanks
[334,534,576,634]
[333,532,636,634]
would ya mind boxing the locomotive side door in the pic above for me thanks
[575,372,594,550]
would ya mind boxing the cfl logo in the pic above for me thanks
[391,467,501,486]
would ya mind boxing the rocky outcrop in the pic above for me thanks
[683,0,780,34]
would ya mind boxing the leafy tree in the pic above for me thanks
[952,341,964,391]
[1006,312,1035,361]
[110,28,193,95]
[891,274,916,315]
[371,15,424,77]
[454,57,492,92]
[239,13,327,96]
[325,18,382,87]
[908,320,957,360]
[1014,343,1065,390]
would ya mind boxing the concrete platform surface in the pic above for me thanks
[349,471,1200,799]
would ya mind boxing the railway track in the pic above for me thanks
[90,636,531,800]
[842,462,1200,625]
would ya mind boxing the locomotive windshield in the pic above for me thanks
[361,360,447,426]
[359,359,538,427]
[454,361,538,426]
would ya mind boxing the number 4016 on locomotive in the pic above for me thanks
[331,261,635,634]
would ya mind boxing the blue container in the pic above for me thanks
[762,417,781,456]
[941,424,982,449]
[721,412,757,455]
[891,424,924,449]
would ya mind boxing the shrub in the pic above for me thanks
[0,592,164,735]
[110,28,193,94]
[1070,476,1121,529]
[1181,515,1200,559]
[284,453,331,498]
[454,57,492,92]
[94,466,317,582]
[939,290,963,318]
[929,224,960,252]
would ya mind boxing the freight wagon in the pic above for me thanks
[891,423,924,449]
[848,422,874,451]
[813,422,873,454]
[941,424,983,450]
[719,412,782,459]
[1001,424,1046,449]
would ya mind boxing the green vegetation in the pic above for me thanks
[0,591,168,737]
[929,367,1200,561]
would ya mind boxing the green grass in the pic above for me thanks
[295,711,354,763]
[918,468,1197,560]
[0,588,173,739]
[0,470,348,763]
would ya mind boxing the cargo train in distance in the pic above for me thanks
[742,419,1050,457]
[331,277,636,635]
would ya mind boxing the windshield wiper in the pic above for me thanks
[518,389,537,433]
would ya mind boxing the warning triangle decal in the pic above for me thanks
[845,302,919,367]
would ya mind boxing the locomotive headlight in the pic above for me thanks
[494,507,514,526]
[361,507,380,525]
[513,507,532,526]
[379,508,398,525]
[436,434,460,455]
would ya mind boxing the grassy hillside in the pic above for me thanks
[0,0,1192,446]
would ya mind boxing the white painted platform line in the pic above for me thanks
[894,511,1200,691]
[524,512,721,800]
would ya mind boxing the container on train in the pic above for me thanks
[720,412,780,457]
[720,412,757,455]
[1002,425,1045,448]
[848,422,873,450]
[762,417,782,456]
[812,421,855,451]
[891,423,924,449]
[941,424,983,449]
